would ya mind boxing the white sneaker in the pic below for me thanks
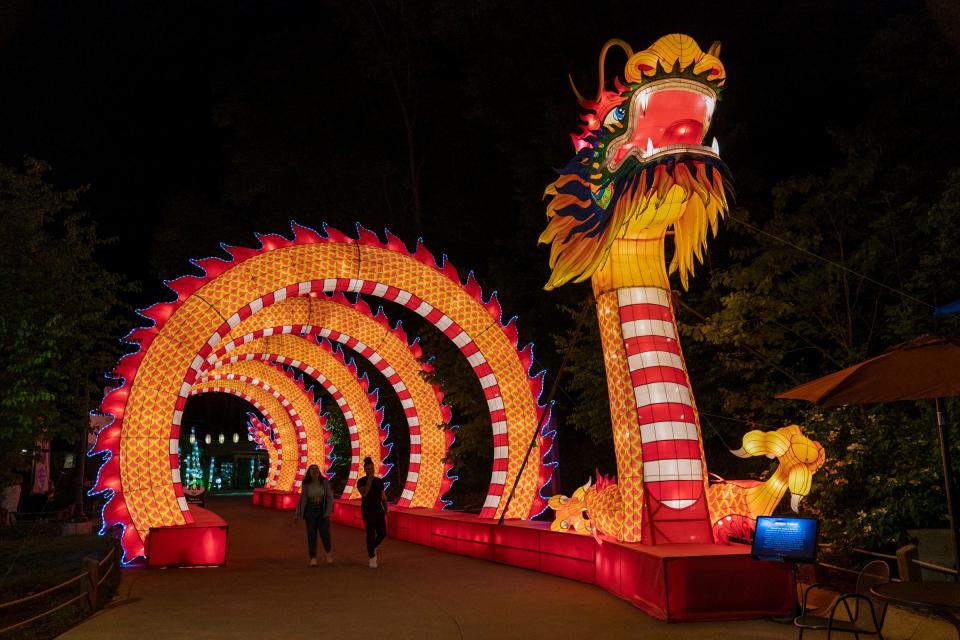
[309,558,318,567]
[325,553,334,564]
[368,556,378,568]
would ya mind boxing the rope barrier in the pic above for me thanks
[0,593,88,635]
[0,543,119,636]
[0,546,115,611]
[0,574,86,611]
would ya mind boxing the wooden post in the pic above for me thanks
[896,544,921,582]
[82,557,99,612]
[935,398,960,581]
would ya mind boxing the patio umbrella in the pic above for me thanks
[776,335,960,577]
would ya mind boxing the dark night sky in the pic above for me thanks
[3,0,951,291]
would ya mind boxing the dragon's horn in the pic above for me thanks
[568,74,590,108]
[708,41,722,57]
[571,38,635,107]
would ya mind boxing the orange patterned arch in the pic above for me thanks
[92,225,553,561]
[193,359,333,490]
[205,294,452,509]
[188,378,301,490]
[207,341,389,499]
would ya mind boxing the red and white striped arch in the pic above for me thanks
[188,277,537,517]
[194,366,326,490]
[190,385,286,488]
[203,295,452,508]
[210,342,388,499]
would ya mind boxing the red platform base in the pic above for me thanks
[252,488,298,510]
[331,500,792,621]
[146,506,228,568]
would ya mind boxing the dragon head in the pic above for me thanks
[541,34,732,290]
[548,476,593,534]
[731,425,826,512]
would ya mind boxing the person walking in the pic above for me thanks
[294,464,334,566]
[357,457,387,568]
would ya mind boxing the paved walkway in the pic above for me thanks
[62,496,952,639]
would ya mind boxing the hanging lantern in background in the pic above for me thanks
[218,433,225,445]
[232,433,239,444]
[204,434,211,445]
[247,433,254,442]
[189,432,196,445]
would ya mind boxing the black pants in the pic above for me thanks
[363,513,387,558]
[304,504,331,557]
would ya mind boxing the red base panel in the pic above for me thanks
[146,506,228,568]
[273,491,298,510]
[331,500,792,622]
[252,489,298,510]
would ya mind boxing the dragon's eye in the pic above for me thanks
[602,106,626,127]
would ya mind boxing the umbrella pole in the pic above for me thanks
[935,397,960,580]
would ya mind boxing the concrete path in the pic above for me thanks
[62,496,952,639]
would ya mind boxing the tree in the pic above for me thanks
[182,428,204,489]
[683,137,960,552]
[0,159,133,510]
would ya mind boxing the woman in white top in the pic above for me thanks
[294,465,334,566]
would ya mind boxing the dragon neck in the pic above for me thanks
[590,227,713,543]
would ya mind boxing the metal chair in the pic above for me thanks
[795,559,890,639]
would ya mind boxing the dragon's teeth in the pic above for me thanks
[711,137,720,154]
[646,138,655,156]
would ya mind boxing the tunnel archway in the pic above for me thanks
[193,360,336,489]
[188,381,300,490]
[210,332,449,508]
[200,352,389,498]
[93,225,552,560]
[203,294,452,508]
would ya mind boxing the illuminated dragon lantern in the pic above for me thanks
[707,426,825,542]
[550,426,825,543]
[542,34,823,544]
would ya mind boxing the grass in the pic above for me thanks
[0,530,121,640]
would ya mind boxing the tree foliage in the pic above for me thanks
[0,160,133,487]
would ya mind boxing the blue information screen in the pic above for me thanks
[751,516,818,563]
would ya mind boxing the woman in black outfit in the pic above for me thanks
[294,464,334,566]
[356,456,387,568]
